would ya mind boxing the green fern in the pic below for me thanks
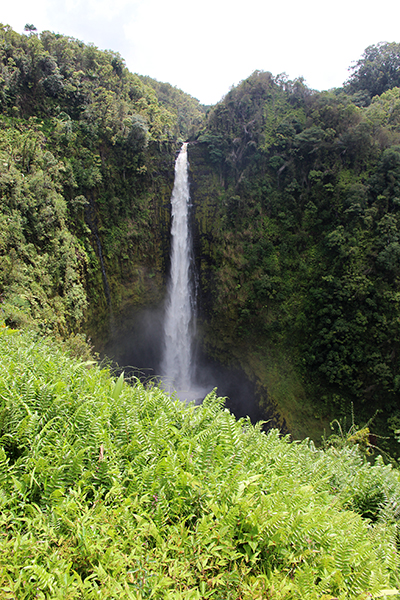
[1,327,400,599]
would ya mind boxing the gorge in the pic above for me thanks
[101,141,264,421]
[3,26,400,599]
[2,26,400,452]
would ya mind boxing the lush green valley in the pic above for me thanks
[3,22,400,598]
[2,24,400,449]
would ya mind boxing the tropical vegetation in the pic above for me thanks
[189,55,400,448]
[2,22,400,439]
[1,324,400,598]
[3,21,400,598]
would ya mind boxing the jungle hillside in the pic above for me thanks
[2,28,400,448]
[3,24,400,600]
[189,44,400,449]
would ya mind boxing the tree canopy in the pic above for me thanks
[189,63,400,449]
[346,42,400,103]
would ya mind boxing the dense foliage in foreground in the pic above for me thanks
[1,325,400,599]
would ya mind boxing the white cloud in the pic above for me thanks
[2,0,400,104]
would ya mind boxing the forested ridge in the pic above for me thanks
[0,24,202,344]
[188,45,400,448]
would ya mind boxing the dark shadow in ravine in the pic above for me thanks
[100,306,265,425]
[192,353,265,423]
[101,306,165,381]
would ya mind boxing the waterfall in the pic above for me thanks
[161,143,196,396]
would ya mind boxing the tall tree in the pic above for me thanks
[346,42,400,102]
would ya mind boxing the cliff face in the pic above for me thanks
[85,142,176,349]
[188,141,321,439]
[187,71,400,451]
[0,25,183,349]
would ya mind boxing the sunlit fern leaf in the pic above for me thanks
[111,371,124,401]
[224,502,241,529]
[217,410,243,461]
[194,424,220,474]
[64,445,94,486]
[202,389,225,413]
[14,409,40,448]
[293,563,320,599]
[0,446,11,487]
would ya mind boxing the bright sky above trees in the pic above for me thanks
[2,0,400,104]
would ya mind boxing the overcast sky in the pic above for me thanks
[2,0,400,105]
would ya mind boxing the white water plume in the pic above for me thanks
[161,143,200,399]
